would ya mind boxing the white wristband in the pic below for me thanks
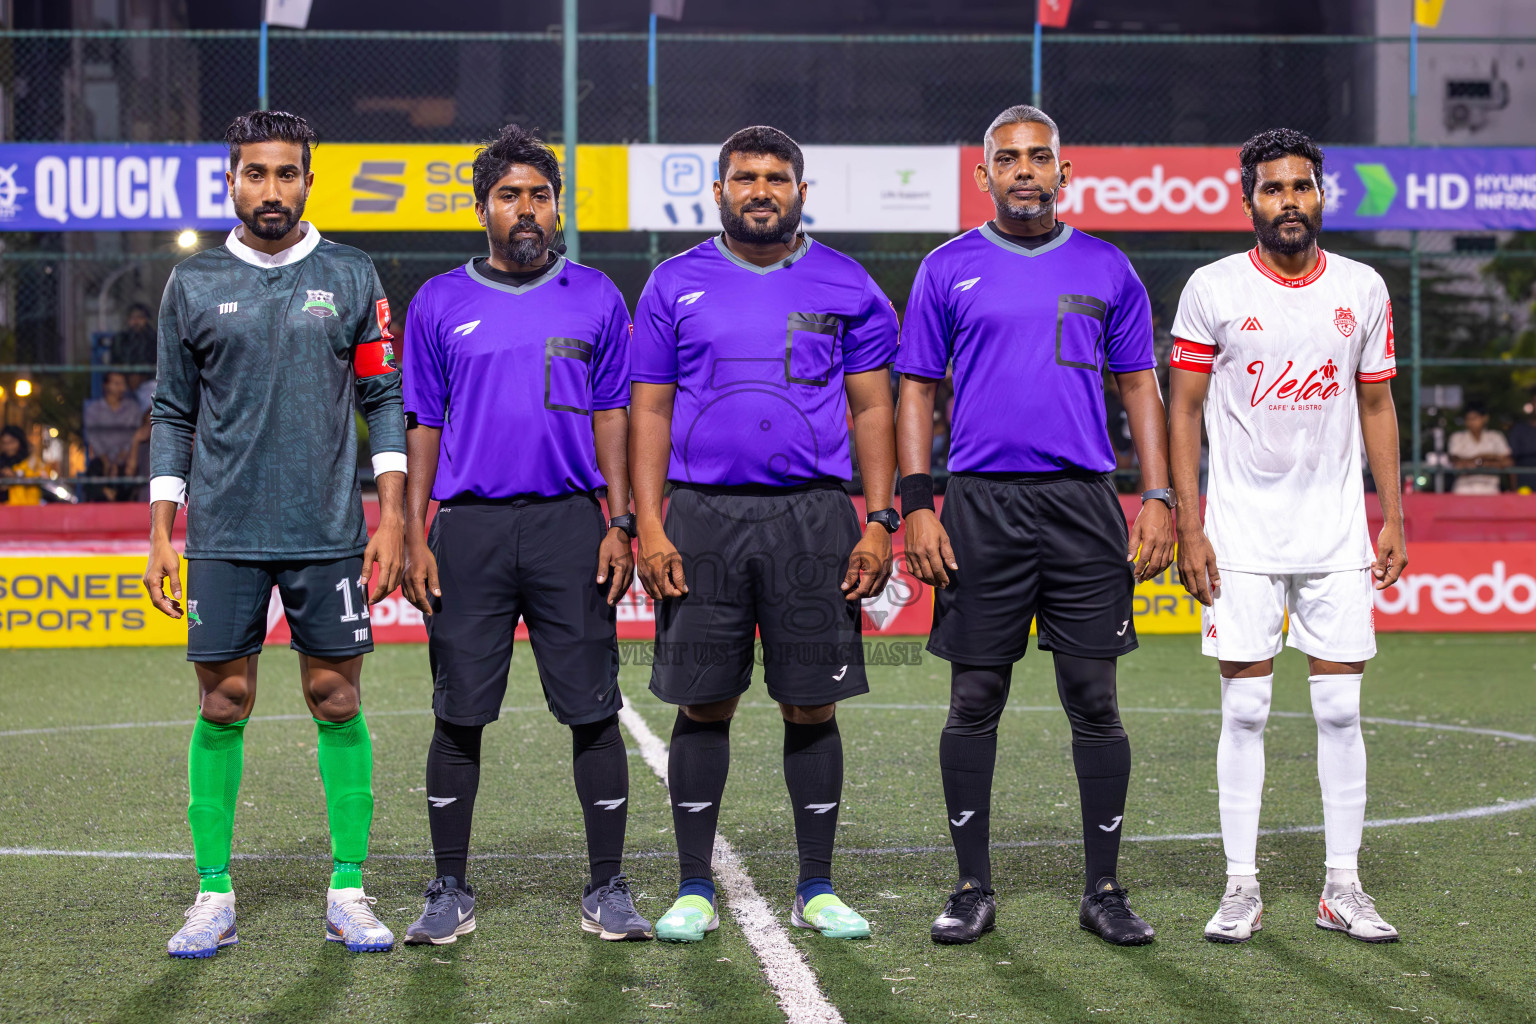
[149,476,187,506]
[371,452,407,478]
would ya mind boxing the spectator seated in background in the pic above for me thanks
[0,425,42,504]
[1447,399,1513,495]
[124,405,153,502]
[83,371,143,501]
[110,302,156,368]
[1506,386,1536,493]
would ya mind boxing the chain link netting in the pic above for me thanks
[0,30,1532,493]
[4,31,1520,146]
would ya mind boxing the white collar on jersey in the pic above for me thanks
[224,221,321,268]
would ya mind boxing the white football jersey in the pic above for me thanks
[1170,248,1396,574]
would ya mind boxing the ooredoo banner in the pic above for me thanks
[958,145,1536,232]
[961,145,1250,231]
[1372,543,1536,631]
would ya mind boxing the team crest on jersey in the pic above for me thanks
[303,289,338,318]
[1333,306,1356,337]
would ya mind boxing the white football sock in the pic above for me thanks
[1217,675,1272,876]
[1311,673,1367,872]
[1225,873,1259,895]
[1324,867,1361,894]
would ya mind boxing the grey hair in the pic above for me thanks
[983,104,1060,160]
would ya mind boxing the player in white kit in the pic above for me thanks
[1167,129,1407,945]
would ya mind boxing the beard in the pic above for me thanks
[988,176,1057,221]
[239,200,302,241]
[1254,208,1320,256]
[494,216,549,266]
[720,194,804,246]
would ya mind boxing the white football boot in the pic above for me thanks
[1204,884,1263,943]
[1317,885,1399,943]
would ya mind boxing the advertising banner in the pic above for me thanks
[959,145,1536,232]
[628,144,960,232]
[0,143,233,231]
[0,143,629,232]
[305,143,629,232]
[1323,147,1536,231]
[2,541,1530,648]
[0,554,186,647]
[1372,543,1536,631]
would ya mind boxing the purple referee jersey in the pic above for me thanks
[895,223,1155,474]
[631,236,899,487]
[403,258,630,499]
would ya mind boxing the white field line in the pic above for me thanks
[11,703,1531,744]
[617,700,844,1024]
[3,707,1532,868]
[0,706,549,738]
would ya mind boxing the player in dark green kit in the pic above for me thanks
[145,111,406,958]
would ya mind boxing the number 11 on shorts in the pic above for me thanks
[336,576,370,622]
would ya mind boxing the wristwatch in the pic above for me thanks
[1141,488,1177,510]
[866,507,902,533]
[609,513,637,538]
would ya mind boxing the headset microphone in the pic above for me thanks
[551,214,568,256]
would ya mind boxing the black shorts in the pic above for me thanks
[926,472,1138,665]
[185,556,373,663]
[649,482,869,708]
[426,493,620,727]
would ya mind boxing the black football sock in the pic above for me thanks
[425,718,483,887]
[668,710,731,885]
[940,663,1012,891]
[783,716,843,892]
[1054,653,1131,895]
[1073,738,1131,894]
[572,714,629,890]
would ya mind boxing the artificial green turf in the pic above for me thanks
[0,636,1532,1023]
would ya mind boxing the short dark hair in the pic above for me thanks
[126,302,152,320]
[225,110,317,174]
[1239,127,1324,200]
[1465,399,1489,416]
[472,124,562,205]
[718,125,804,184]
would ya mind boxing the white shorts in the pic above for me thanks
[1201,568,1377,663]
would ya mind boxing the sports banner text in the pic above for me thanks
[0,143,1531,233]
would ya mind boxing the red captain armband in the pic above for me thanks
[354,298,398,378]
[354,338,398,378]
[1169,338,1215,374]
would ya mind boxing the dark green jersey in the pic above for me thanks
[150,226,405,560]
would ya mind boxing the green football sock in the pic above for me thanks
[314,713,374,889]
[187,716,249,894]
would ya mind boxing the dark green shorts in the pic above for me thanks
[184,556,374,663]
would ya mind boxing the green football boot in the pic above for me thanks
[654,894,719,943]
[791,893,871,939]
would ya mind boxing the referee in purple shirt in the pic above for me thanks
[897,106,1176,946]
[398,125,652,945]
[630,126,901,942]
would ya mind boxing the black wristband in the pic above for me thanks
[899,473,935,514]
[609,513,637,538]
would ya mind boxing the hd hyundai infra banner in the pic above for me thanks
[958,146,1536,232]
